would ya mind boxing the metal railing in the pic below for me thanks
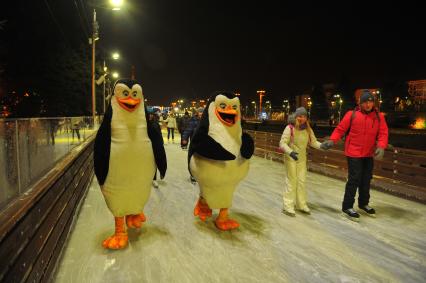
[0,117,98,209]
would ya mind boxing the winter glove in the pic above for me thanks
[289,151,299,161]
[374,148,384,160]
[320,140,334,150]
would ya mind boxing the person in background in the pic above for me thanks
[149,111,163,188]
[181,108,203,150]
[71,117,82,143]
[279,107,323,216]
[164,113,177,143]
[178,111,191,149]
[321,89,389,221]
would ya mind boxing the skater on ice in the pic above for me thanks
[279,107,323,216]
[321,89,389,221]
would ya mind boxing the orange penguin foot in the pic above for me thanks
[102,233,128,249]
[126,213,147,229]
[193,198,212,221]
[215,218,240,231]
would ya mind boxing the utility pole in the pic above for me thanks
[103,60,106,114]
[131,65,136,80]
[91,9,99,125]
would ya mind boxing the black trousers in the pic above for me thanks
[342,157,374,210]
[167,128,175,140]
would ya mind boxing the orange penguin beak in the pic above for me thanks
[117,96,141,112]
[215,105,239,126]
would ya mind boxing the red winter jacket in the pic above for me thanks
[330,108,389,157]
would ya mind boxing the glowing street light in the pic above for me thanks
[110,0,124,10]
[112,52,120,60]
[112,72,119,79]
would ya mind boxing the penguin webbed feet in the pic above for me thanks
[126,213,146,229]
[194,198,212,221]
[102,233,128,249]
[215,208,240,231]
[102,216,128,250]
[215,218,240,231]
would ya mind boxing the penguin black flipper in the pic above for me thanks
[240,132,254,159]
[189,130,236,161]
[146,108,167,179]
[94,104,112,186]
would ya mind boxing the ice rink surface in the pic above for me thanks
[55,138,426,283]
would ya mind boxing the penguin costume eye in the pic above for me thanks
[220,103,226,109]
[122,90,129,97]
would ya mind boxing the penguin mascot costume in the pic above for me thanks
[94,79,167,249]
[188,91,254,230]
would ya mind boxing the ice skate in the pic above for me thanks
[342,208,360,222]
[359,205,376,217]
[282,208,296,217]
[298,206,311,215]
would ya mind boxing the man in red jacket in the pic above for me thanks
[321,90,389,221]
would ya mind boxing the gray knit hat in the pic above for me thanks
[294,107,308,117]
[360,90,374,104]
[287,113,296,124]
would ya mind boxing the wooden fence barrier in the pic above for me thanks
[0,136,95,283]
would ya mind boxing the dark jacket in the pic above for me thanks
[181,116,200,141]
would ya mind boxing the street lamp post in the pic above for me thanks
[90,2,123,125]
[251,101,257,119]
[102,60,107,114]
[91,9,99,125]
[256,90,265,120]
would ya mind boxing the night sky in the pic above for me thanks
[2,0,426,105]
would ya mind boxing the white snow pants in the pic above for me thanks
[283,155,308,212]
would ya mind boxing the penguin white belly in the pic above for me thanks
[190,154,249,209]
[102,127,155,216]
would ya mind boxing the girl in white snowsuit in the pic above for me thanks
[279,107,323,216]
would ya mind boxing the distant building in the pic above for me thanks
[408,80,426,110]
[296,88,312,109]
[322,83,337,101]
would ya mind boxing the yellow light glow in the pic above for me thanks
[112,52,120,60]
[110,0,123,7]
[411,118,426,129]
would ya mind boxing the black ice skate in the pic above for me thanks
[359,205,376,217]
[342,208,360,222]
[190,176,197,184]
